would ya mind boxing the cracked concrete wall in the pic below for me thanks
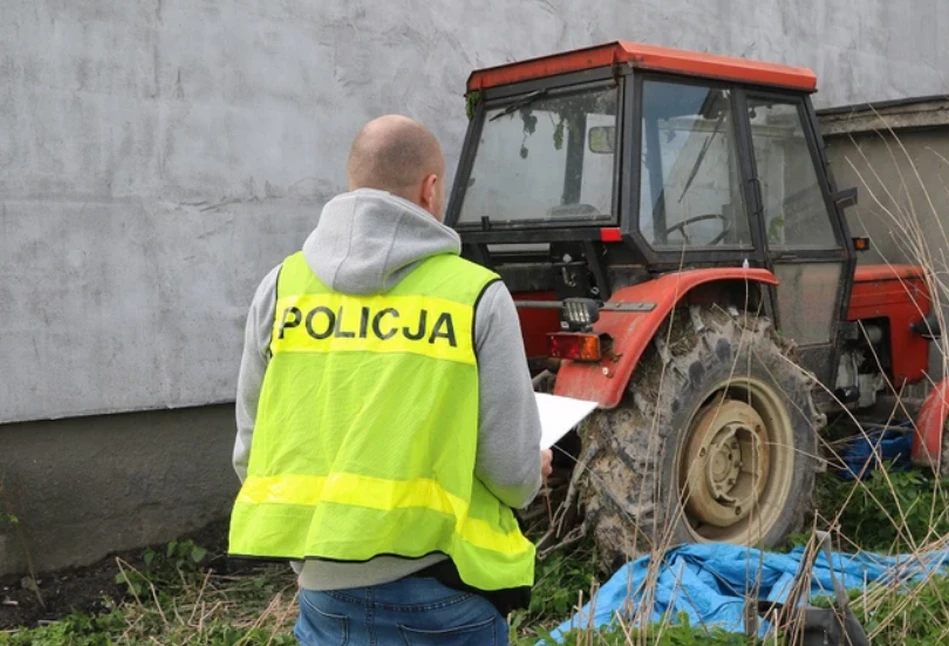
[2,0,948,423]
[0,405,237,577]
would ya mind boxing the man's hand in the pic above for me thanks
[540,449,553,482]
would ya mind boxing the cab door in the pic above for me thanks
[741,93,854,384]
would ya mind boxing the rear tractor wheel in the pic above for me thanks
[577,306,825,567]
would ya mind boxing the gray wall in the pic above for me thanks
[824,127,949,271]
[3,0,949,424]
[0,405,237,577]
[822,108,949,385]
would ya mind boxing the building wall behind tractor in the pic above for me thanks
[4,0,949,424]
[822,120,949,383]
[2,1,949,576]
[824,129,949,270]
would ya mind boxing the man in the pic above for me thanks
[229,115,552,645]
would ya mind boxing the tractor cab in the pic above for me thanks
[445,43,944,557]
[446,42,855,389]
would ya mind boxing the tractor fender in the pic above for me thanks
[911,378,949,469]
[552,268,778,409]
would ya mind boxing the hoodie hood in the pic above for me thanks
[302,188,461,295]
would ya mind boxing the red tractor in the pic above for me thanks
[445,42,947,564]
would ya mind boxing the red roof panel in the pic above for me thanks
[467,41,817,93]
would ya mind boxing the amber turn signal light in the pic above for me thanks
[547,332,601,362]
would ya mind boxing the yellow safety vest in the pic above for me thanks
[228,251,536,591]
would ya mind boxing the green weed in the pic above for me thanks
[0,609,127,646]
[1,539,297,646]
[809,572,949,645]
[806,466,949,553]
[508,533,600,643]
[527,611,774,645]
[0,610,298,646]
[114,538,209,598]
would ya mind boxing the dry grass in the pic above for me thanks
[0,562,299,646]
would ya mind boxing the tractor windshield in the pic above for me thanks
[639,80,751,249]
[457,83,619,227]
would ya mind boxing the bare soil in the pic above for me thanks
[0,519,237,630]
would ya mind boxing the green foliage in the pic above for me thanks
[779,468,949,645]
[0,478,22,531]
[2,560,297,646]
[465,91,481,121]
[517,105,583,160]
[114,539,209,597]
[114,567,148,599]
[508,534,600,643]
[552,119,565,150]
[809,573,949,646]
[0,609,298,646]
[518,107,538,159]
[767,215,785,244]
[520,611,771,646]
[784,531,813,550]
[520,108,538,135]
[812,466,949,553]
[154,539,209,572]
[531,540,600,619]
[0,609,127,646]
[858,573,949,645]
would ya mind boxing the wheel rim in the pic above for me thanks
[677,376,795,543]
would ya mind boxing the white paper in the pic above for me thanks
[534,392,599,449]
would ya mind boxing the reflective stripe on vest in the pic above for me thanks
[228,251,536,591]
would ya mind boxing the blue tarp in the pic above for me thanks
[547,543,949,642]
[837,425,914,480]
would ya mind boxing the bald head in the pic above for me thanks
[347,115,446,218]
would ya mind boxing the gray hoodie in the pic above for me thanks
[233,188,543,591]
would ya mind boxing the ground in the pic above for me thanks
[1,549,125,630]
[0,519,299,642]
[5,448,949,644]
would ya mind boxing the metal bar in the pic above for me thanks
[562,111,586,204]
[582,239,612,300]
[478,69,619,102]
[604,302,656,311]
[514,300,656,312]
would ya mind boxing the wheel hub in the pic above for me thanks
[682,400,770,528]
[707,429,741,499]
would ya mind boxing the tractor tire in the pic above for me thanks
[577,306,825,568]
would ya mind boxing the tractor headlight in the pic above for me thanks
[561,298,600,331]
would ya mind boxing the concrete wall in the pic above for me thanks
[3,0,949,424]
[0,405,237,577]
[821,103,949,383]
[821,111,949,270]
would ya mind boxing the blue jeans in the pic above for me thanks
[294,576,510,646]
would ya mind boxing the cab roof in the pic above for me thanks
[467,41,817,94]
